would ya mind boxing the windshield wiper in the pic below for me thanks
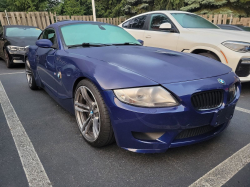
[68,43,109,48]
[112,42,141,46]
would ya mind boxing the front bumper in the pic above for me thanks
[103,72,240,153]
[219,45,250,82]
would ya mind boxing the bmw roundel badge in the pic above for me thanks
[218,78,226,85]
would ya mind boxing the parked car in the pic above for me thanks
[217,24,250,32]
[26,20,241,153]
[0,25,42,68]
[119,11,250,82]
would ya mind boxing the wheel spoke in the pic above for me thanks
[93,117,99,138]
[84,119,93,134]
[80,87,93,105]
[75,106,89,113]
[75,101,89,110]
[81,116,91,132]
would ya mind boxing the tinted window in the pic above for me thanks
[123,15,146,29]
[239,26,250,31]
[150,14,172,30]
[171,13,219,29]
[42,28,57,45]
[6,27,42,37]
[61,23,140,46]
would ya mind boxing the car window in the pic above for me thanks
[171,13,219,29]
[123,15,147,29]
[61,23,140,46]
[5,27,42,37]
[150,14,172,31]
[238,26,250,31]
[42,28,57,45]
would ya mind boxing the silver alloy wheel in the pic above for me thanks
[75,86,100,142]
[25,59,32,87]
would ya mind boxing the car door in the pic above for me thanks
[122,15,148,41]
[143,13,180,51]
[36,28,58,96]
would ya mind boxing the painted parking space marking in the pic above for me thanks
[0,72,25,76]
[189,143,250,187]
[236,107,250,114]
[0,81,52,187]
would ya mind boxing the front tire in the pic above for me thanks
[4,49,13,68]
[74,79,115,147]
[25,59,38,90]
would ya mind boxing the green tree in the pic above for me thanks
[63,0,85,16]
[181,0,250,16]
[0,0,9,12]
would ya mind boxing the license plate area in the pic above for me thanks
[212,104,236,126]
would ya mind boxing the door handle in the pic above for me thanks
[145,35,151,38]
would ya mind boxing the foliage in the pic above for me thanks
[1,0,249,18]
[181,0,250,16]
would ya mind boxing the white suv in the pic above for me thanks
[119,11,250,82]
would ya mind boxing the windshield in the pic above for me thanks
[238,26,250,32]
[171,13,219,29]
[6,27,42,37]
[61,23,141,46]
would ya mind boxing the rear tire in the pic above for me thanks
[198,52,221,62]
[25,59,38,90]
[74,79,115,147]
[4,49,13,68]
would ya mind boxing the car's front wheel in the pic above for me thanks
[74,79,115,147]
[4,49,13,68]
[25,59,38,90]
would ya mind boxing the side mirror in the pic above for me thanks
[137,39,144,46]
[159,23,172,30]
[36,39,53,48]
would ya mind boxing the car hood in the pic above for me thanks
[67,46,232,84]
[6,36,38,47]
[186,28,250,43]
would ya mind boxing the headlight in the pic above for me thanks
[227,84,237,103]
[222,41,250,53]
[7,45,26,54]
[113,86,179,107]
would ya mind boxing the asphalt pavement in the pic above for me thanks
[0,60,250,187]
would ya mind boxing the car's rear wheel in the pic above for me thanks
[25,59,38,90]
[74,79,114,147]
[4,49,13,68]
[198,52,221,62]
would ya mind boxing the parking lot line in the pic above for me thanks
[0,72,25,76]
[0,81,52,187]
[236,107,250,114]
[189,142,250,187]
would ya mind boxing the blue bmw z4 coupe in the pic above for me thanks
[26,21,241,153]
